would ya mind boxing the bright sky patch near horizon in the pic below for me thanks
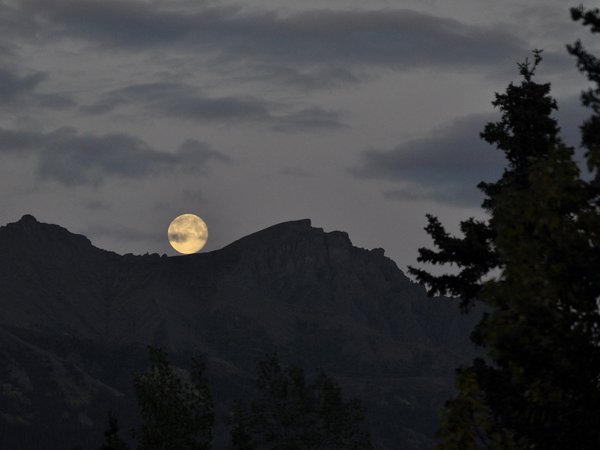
[0,0,596,271]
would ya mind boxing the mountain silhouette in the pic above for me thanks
[0,215,480,449]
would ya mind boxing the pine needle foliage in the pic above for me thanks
[227,354,373,450]
[408,32,600,450]
[133,346,214,450]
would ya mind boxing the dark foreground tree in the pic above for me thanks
[97,414,130,450]
[98,348,371,450]
[133,346,213,450]
[97,346,213,450]
[227,354,373,450]
[408,32,600,450]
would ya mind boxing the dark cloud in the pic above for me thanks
[38,132,174,185]
[16,1,528,80]
[82,82,345,131]
[167,231,188,244]
[0,126,231,186]
[352,93,591,206]
[82,82,272,120]
[176,139,231,174]
[351,114,507,206]
[0,68,44,101]
[382,185,485,207]
[0,67,74,109]
[0,127,44,152]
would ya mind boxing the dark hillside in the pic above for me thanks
[0,215,480,449]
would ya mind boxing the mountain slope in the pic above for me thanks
[0,215,480,449]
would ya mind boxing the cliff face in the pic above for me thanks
[0,215,480,449]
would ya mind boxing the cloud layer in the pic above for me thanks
[352,114,507,206]
[0,67,73,110]
[82,82,345,131]
[11,0,529,83]
[0,126,231,186]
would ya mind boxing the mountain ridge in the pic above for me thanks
[0,215,479,449]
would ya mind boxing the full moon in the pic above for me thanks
[168,213,208,254]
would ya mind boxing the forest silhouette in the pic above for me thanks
[408,6,600,449]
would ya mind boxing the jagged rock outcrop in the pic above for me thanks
[0,215,480,449]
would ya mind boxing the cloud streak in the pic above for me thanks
[82,81,346,131]
[15,1,529,81]
[351,114,507,206]
[0,126,231,186]
[0,66,73,109]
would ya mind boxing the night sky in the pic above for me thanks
[0,0,594,270]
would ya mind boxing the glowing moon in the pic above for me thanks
[168,213,208,254]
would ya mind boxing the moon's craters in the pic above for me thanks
[168,214,208,254]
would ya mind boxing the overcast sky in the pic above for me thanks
[0,0,597,271]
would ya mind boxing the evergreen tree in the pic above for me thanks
[133,346,214,450]
[568,5,600,185]
[227,401,255,450]
[227,354,372,450]
[97,414,130,450]
[408,45,600,450]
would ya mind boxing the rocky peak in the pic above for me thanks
[18,214,38,224]
[220,219,360,260]
[211,219,391,286]
[220,219,316,251]
[2,214,94,252]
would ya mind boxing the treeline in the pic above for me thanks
[94,347,372,450]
